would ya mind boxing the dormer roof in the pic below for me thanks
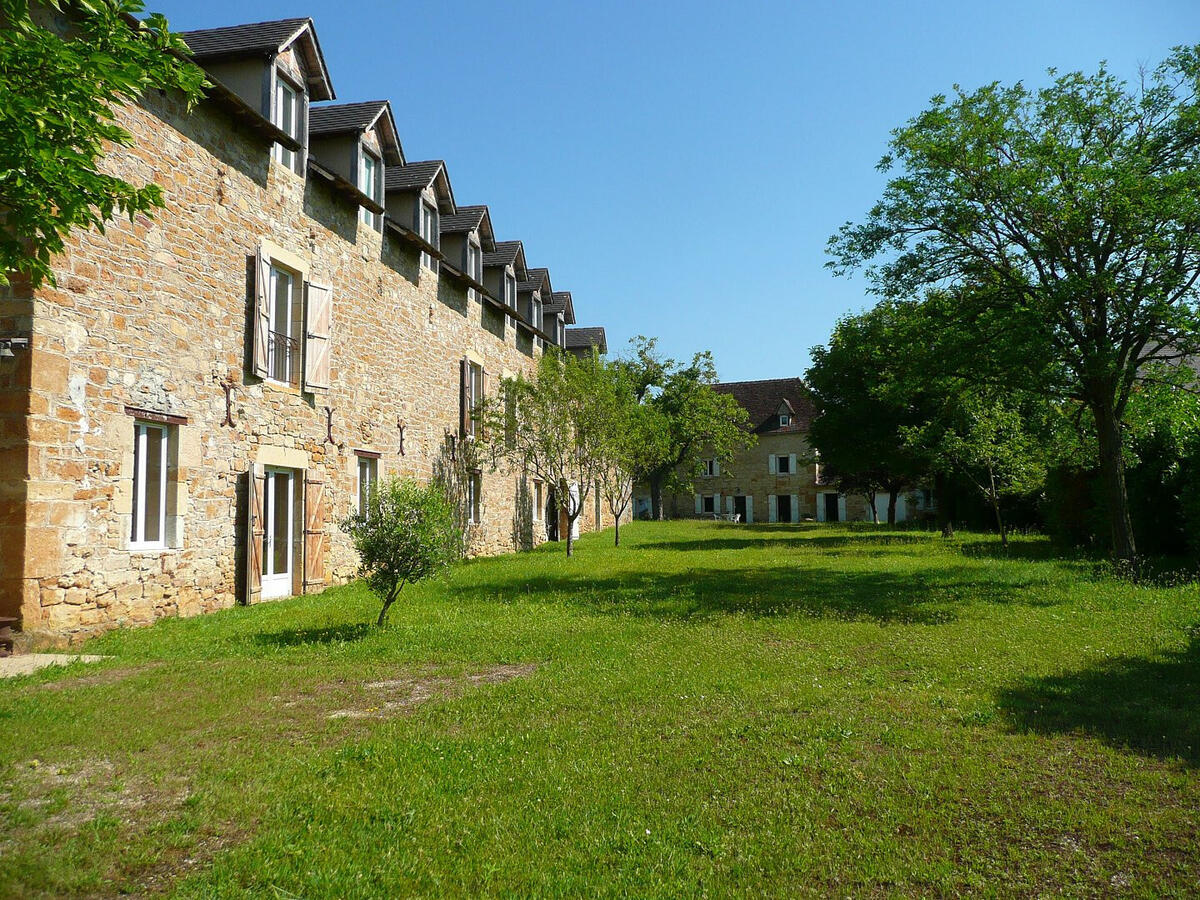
[309,100,404,164]
[526,267,553,297]
[385,160,455,214]
[712,378,814,435]
[565,327,607,356]
[440,205,495,250]
[182,18,334,101]
[484,240,527,279]
[545,291,576,324]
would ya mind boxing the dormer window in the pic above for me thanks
[420,201,439,270]
[779,413,791,427]
[466,240,482,299]
[358,150,380,229]
[531,296,543,331]
[504,272,517,309]
[272,76,301,173]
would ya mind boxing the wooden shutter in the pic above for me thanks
[789,454,797,474]
[304,282,332,392]
[253,249,271,378]
[245,464,265,604]
[480,369,490,440]
[745,496,754,524]
[768,494,778,523]
[726,495,733,514]
[791,494,800,523]
[714,460,720,477]
[694,494,702,514]
[714,492,721,516]
[768,455,777,475]
[459,357,470,438]
[304,470,326,593]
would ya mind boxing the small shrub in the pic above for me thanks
[341,476,463,626]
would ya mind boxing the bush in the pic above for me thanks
[341,476,463,626]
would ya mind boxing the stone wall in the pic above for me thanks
[664,432,870,523]
[5,88,622,645]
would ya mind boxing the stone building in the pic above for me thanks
[656,378,871,523]
[0,16,620,645]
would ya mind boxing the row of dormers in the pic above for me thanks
[181,16,601,353]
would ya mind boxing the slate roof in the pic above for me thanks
[309,101,390,135]
[712,377,815,435]
[565,327,607,355]
[385,159,442,191]
[483,240,526,276]
[526,267,552,295]
[440,205,487,234]
[181,18,334,101]
[516,279,542,294]
[545,291,576,324]
[182,18,309,57]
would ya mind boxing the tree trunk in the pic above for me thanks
[565,515,575,556]
[1092,398,1137,562]
[376,585,401,627]
[988,465,1008,551]
[866,491,879,524]
[614,516,621,547]
[936,472,954,538]
[887,490,897,527]
[649,475,664,520]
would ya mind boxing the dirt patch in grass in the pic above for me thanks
[35,661,162,692]
[327,662,537,720]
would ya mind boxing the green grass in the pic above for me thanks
[2,521,1198,897]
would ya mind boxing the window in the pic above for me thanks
[268,263,301,385]
[131,421,170,548]
[779,414,791,427]
[356,455,378,516]
[272,76,300,172]
[420,201,439,269]
[701,495,716,514]
[775,454,791,475]
[467,240,482,300]
[358,150,380,228]
[701,458,717,477]
[467,470,482,524]
[532,297,543,331]
[532,479,544,521]
[504,272,517,309]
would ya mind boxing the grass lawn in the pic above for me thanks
[2,521,1198,897]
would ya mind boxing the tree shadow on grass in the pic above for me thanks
[638,532,939,554]
[456,562,1065,625]
[252,623,373,649]
[997,637,1200,767]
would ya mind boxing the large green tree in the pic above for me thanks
[828,48,1200,561]
[617,337,751,520]
[805,304,930,526]
[0,0,205,287]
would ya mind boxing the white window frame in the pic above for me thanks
[467,240,482,300]
[356,455,379,516]
[271,74,300,172]
[267,262,301,386]
[701,458,716,477]
[420,201,439,269]
[359,150,380,228]
[779,413,791,427]
[130,421,170,550]
[504,272,517,309]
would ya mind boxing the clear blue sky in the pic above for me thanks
[152,0,1199,382]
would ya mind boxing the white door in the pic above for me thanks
[262,467,294,599]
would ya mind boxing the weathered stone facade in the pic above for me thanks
[655,378,870,524]
[0,38,618,645]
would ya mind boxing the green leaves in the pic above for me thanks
[0,0,206,287]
